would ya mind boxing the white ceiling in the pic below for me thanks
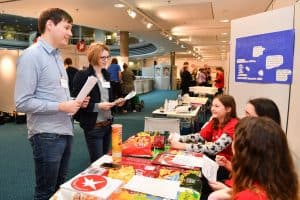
[0,0,285,60]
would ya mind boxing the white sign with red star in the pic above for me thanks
[60,174,122,199]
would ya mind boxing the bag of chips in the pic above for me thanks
[122,134,153,157]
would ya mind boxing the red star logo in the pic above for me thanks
[71,175,107,192]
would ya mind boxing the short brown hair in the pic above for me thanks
[87,42,110,66]
[64,57,72,65]
[38,8,73,34]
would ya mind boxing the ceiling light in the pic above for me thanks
[127,9,136,18]
[219,19,229,23]
[179,37,191,42]
[146,22,153,29]
[114,3,125,8]
[221,32,228,35]
[181,44,185,48]
[168,36,172,40]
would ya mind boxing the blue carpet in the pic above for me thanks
[0,89,179,200]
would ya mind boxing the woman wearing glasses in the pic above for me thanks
[73,42,125,163]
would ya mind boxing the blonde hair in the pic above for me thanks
[87,42,110,66]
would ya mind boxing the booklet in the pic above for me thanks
[76,76,98,101]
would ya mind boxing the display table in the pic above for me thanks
[50,132,207,200]
[152,104,202,134]
[189,86,218,96]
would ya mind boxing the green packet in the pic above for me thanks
[178,187,201,200]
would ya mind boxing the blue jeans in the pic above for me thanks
[29,133,73,200]
[84,126,111,163]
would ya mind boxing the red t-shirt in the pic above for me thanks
[234,188,268,200]
[200,118,238,160]
[215,71,224,89]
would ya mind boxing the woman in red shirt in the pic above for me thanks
[209,117,299,200]
[170,95,238,161]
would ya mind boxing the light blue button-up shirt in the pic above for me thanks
[15,38,73,138]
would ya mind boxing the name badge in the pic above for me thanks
[60,78,68,89]
[102,81,111,88]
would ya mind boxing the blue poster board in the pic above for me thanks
[235,29,295,84]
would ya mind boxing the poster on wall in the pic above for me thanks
[235,29,295,84]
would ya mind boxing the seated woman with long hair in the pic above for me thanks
[170,95,238,161]
[209,117,299,200]
[216,97,281,171]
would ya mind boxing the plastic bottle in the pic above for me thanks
[111,124,122,163]
[178,94,183,106]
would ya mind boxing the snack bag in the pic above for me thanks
[122,134,153,157]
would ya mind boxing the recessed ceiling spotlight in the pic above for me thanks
[221,32,228,35]
[219,19,229,23]
[114,3,125,8]
[146,22,153,29]
[127,9,137,18]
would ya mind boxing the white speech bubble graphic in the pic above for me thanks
[266,55,283,69]
[276,69,291,81]
[252,46,265,57]
[258,70,264,76]
[236,59,256,64]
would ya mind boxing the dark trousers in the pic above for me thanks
[84,125,112,163]
[29,133,73,200]
[111,81,122,100]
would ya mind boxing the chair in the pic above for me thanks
[144,117,180,133]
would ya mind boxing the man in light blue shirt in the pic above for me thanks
[14,8,88,200]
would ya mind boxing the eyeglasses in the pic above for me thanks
[100,56,111,60]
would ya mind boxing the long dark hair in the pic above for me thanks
[212,95,237,129]
[248,98,281,126]
[232,117,299,200]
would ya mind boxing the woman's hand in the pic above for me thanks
[215,155,232,171]
[170,140,187,150]
[97,102,115,111]
[208,181,228,191]
[114,98,125,107]
[168,132,180,143]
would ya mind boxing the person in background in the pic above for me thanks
[215,67,224,95]
[64,57,78,97]
[121,63,135,112]
[14,8,89,200]
[72,43,125,163]
[180,62,192,95]
[191,66,198,86]
[211,117,298,200]
[107,57,122,100]
[170,95,238,181]
[196,68,207,86]
[204,65,212,87]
